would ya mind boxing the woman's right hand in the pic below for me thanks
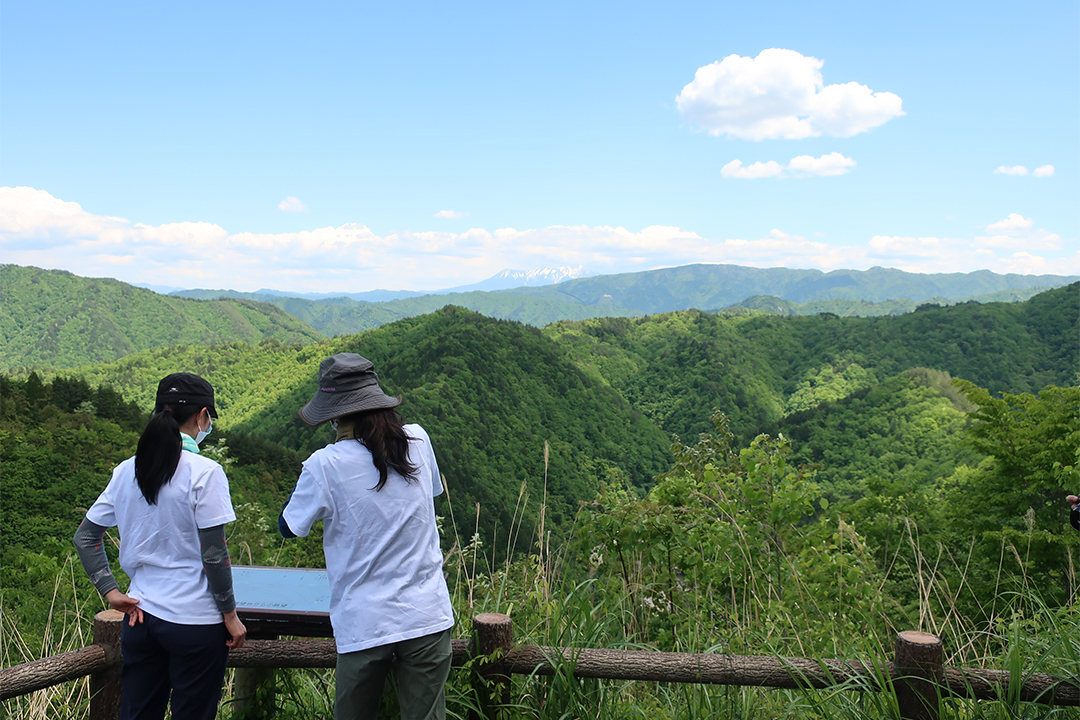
[223,610,248,649]
[104,589,144,626]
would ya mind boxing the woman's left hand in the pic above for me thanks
[104,589,144,626]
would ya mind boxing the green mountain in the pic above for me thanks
[62,307,672,548]
[171,287,636,336]
[545,283,1079,441]
[512,264,1076,313]
[7,264,1071,371]
[0,265,323,371]
[51,284,1077,546]
[170,264,1076,337]
[758,367,985,501]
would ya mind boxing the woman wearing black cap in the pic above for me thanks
[73,372,246,720]
[280,353,454,720]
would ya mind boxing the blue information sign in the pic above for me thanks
[233,565,333,637]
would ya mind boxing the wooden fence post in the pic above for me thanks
[895,631,943,720]
[89,610,124,720]
[472,613,513,720]
[234,632,278,719]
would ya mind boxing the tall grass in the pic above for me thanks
[6,501,1080,719]
[1,555,97,720]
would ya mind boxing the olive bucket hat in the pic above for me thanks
[299,353,401,425]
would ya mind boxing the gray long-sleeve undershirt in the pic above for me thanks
[73,518,236,614]
[73,519,119,596]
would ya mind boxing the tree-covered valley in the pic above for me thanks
[2,281,1078,719]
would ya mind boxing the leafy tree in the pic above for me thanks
[577,412,888,654]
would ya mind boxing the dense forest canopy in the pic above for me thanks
[547,282,1078,439]
[2,281,1078,718]
[9,283,1077,551]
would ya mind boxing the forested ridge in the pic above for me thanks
[727,285,1054,317]
[547,282,1078,439]
[172,287,639,336]
[509,263,1077,312]
[0,265,323,371]
[2,283,1078,719]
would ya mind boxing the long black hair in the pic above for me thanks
[134,403,202,504]
[341,407,419,491]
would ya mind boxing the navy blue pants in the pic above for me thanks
[119,612,230,720]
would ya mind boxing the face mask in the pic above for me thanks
[195,414,213,445]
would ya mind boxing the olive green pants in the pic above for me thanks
[334,628,453,720]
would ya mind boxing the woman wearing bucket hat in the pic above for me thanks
[73,372,246,720]
[280,353,454,720]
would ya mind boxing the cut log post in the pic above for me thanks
[471,613,513,720]
[895,631,943,720]
[89,610,124,720]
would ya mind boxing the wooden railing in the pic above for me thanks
[3,611,1079,720]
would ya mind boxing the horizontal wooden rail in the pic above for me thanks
[943,666,1080,705]
[2,611,1078,719]
[503,645,886,688]
[223,638,472,669]
[0,645,112,701]
[491,647,1078,705]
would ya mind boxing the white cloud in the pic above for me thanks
[786,152,856,177]
[1,187,1076,292]
[676,48,904,141]
[721,159,783,179]
[723,152,855,179]
[278,196,309,213]
[977,214,1061,251]
[1033,164,1055,178]
[434,210,469,219]
[986,213,1033,234]
[994,165,1028,176]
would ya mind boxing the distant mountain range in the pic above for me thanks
[3,262,1075,371]
[168,266,594,303]
[502,264,1076,312]
[439,266,595,293]
[170,263,1076,336]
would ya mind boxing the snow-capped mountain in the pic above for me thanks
[439,267,594,293]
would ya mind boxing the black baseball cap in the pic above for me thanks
[155,373,218,418]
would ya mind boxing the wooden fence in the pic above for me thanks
[3,610,1079,720]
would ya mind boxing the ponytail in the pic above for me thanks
[135,404,200,505]
[343,408,418,491]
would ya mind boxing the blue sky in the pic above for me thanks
[2,0,1076,292]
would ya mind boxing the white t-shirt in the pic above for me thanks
[86,450,236,625]
[282,424,455,653]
